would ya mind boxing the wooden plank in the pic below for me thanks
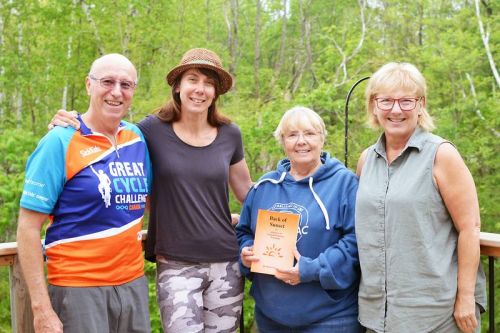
[10,256,35,333]
[0,242,18,256]
[481,246,500,257]
[0,254,14,266]
[480,232,500,258]
[480,232,500,247]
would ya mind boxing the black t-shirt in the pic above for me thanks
[138,115,244,262]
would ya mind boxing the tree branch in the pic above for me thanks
[465,73,499,137]
[332,0,366,88]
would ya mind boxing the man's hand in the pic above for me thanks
[48,110,80,130]
[33,306,63,333]
[454,292,477,333]
[33,307,63,333]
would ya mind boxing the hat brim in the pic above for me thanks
[166,63,233,94]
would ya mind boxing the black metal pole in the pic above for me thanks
[489,256,495,333]
[344,76,370,168]
[240,277,245,333]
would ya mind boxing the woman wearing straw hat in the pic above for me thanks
[138,48,252,332]
[49,48,252,332]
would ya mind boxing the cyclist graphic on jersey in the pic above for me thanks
[90,165,112,208]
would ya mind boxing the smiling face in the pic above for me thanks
[373,90,424,139]
[176,68,216,116]
[276,107,326,176]
[283,126,324,171]
[86,55,137,126]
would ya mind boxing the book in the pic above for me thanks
[251,209,300,275]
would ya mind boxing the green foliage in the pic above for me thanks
[0,269,10,333]
[0,129,38,242]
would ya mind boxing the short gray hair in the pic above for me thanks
[273,106,327,145]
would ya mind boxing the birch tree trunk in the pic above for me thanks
[285,0,307,100]
[267,0,287,100]
[253,0,261,99]
[15,8,23,128]
[121,3,137,56]
[224,0,239,79]
[81,1,105,55]
[61,36,71,110]
[62,0,79,110]
[332,0,366,88]
[205,0,211,42]
[465,73,499,137]
[474,0,499,87]
[0,6,4,120]
[303,0,316,88]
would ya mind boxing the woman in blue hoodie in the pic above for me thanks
[236,106,361,332]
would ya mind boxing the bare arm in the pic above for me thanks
[17,208,63,333]
[356,148,369,177]
[434,143,480,333]
[229,158,253,203]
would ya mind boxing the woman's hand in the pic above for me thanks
[274,248,301,286]
[48,110,80,130]
[241,246,259,268]
[231,213,240,226]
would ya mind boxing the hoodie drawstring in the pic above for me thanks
[309,177,330,230]
[253,171,287,189]
[253,172,330,230]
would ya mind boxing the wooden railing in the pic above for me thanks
[1,232,499,333]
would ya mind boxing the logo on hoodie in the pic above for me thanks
[269,202,309,241]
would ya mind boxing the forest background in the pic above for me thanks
[0,0,498,332]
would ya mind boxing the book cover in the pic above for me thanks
[251,209,299,275]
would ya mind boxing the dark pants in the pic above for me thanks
[255,307,364,333]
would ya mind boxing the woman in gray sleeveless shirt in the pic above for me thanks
[355,62,486,333]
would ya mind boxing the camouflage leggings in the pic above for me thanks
[156,259,243,333]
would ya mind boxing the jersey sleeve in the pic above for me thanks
[20,129,70,214]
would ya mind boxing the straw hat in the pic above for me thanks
[166,48,233,94]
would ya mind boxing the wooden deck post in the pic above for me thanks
[9,255,34,333]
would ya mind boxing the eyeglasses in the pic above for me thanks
[89,75,136,91]
[374,97,422,111]
[284,131,322,143]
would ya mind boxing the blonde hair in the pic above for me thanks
[274,106,327,145]
[365,62,435,131]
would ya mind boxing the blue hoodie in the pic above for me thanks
[236,152,360,327]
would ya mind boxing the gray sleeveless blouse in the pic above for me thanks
[355,127,486,332]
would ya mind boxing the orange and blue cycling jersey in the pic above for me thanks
[20,116,152,287]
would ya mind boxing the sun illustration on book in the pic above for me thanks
[263,243,284,258]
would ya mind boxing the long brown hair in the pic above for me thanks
[155,68,231,126]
